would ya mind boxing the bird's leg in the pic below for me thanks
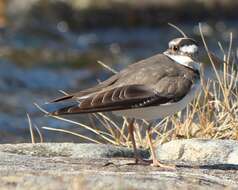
[128,118,140,163]
[146,124,176,169]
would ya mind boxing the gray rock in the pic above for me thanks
[0,142,238,189]
[0,143,149,159]
[157,139,238,165]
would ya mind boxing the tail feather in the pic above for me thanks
[41,99,79,115]
[50,95,74,103]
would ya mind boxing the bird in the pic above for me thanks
[43,37,201,168]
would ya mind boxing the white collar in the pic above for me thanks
[163,51,201,71]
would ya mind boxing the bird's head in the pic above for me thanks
[164,37,200,71]
[166,37,199,58]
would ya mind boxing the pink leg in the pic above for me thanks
[146,125,176,169]
[128,119,140,163]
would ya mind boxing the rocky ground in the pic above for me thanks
[0,139,238,189]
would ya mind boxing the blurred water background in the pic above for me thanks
[0,0,237,143]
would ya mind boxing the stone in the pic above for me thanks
[0,142,238,189]
[156,139,238,165]
[0,143,149,158]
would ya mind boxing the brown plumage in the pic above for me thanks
[45,54,199,116]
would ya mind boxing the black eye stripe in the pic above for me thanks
[178,39,198,47]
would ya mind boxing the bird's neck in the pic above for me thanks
[163,51,201,72]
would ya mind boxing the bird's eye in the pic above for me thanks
[173,46,178,51]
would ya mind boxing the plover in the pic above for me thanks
[44,37,201,167]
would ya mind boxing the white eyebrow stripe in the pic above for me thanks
[180,44,198,53]
[168,38,182,47]
[169,41,176,47]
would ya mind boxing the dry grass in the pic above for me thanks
[35,24,238,149]
[167,24,238,142]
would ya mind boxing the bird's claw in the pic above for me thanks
[151,160,176,170]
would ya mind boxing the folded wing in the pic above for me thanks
[43,84,174,115]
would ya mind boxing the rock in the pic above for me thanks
[0,142,238,189]
[157,139,238,165]
[0,143,149,159]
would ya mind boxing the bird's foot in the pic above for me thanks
[125,156,151,166]
[151,160,176,170]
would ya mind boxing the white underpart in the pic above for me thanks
[163,51,201,71]
[180,45,198,54]
[113,79,201,120]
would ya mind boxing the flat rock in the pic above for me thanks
[157,139,238,165]
[0,142,238,190]
[0,143,149,158]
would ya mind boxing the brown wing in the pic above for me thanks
[50,54,174,103]
[45,54,199,115]
[46,84,174,115]
[51,54,197,103]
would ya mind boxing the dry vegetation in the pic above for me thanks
[34,24,238,149]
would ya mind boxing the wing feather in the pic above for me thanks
[50,84,168,115]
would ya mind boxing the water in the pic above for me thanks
[0,22,237,143]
